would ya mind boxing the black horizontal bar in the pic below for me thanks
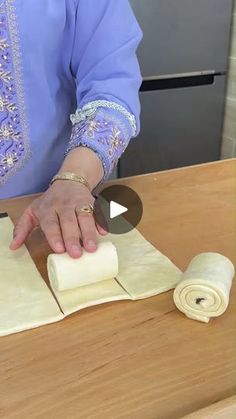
[140,74,218,92]
[0,212,8,219]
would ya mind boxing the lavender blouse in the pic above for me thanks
[0,0,142,199]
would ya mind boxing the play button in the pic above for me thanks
[94,184,143,234]
[110,201,128,219]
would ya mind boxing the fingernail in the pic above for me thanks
[10,237,18,246]
[86,240,96,248]
[55,241,65,252]
[71,244,81,253]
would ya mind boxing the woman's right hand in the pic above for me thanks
[10,180,107,258]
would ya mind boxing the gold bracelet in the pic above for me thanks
[50,172,90,190]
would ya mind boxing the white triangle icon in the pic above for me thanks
[110,201,128,219]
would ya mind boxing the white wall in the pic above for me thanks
[221,2,236,158]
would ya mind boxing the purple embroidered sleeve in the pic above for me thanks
[66,103,135,178]
[67,0,143,180]
[0,1,30,183]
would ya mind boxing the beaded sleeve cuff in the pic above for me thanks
[66,101,136,179]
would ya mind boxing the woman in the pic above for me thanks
[0,0,142,257]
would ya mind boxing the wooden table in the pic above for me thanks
[0,159,235,419]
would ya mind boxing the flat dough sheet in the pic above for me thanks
[106,229,182,299]
[0,216,182,335]
[53,228,182,315]
[52,278,130,316]
[0,217,63,336]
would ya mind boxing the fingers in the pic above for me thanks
[10,208,38,250]
[93,200,108,236]
[77,210,97,252]
[96,222,108,236]
[58,209,82,258]
[40,213,65,254]
[9,184,104,257]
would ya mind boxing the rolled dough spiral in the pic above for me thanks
[173,252,235,323]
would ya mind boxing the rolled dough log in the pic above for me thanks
[52,228,182,316]
[0,217,63,337]
[48,241,118,291]
[173,252,235,323]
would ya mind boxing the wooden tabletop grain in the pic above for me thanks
[0,159,235,419]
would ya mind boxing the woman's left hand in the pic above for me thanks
[10,180,107,258]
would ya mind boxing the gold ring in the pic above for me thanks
[78,204,94,214]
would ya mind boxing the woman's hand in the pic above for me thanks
[10,180,107,258]
[10,147,106,257]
